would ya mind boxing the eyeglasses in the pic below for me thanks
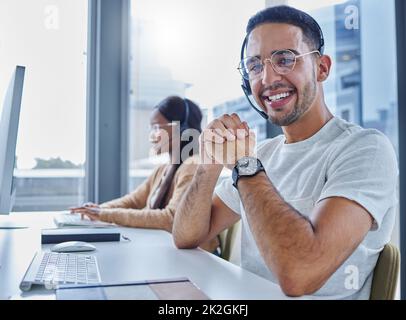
[150,123,178,132]
[238,49,321,80]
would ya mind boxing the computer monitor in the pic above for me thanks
[0,66,25,215]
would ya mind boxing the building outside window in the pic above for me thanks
[0,0,88,211]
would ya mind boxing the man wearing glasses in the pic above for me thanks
[172,6,398,299]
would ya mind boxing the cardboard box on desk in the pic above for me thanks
[41,227,121,244]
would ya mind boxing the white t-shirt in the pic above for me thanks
[215,117,398,300]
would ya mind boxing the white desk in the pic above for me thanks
[0,212,290,300]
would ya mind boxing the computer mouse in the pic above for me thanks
[51,241,96,253]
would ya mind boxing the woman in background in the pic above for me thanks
[70,96,220,254]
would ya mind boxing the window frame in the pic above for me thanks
[86,0,130,203]
[395,0,406,300]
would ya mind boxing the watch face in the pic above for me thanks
[240,158,249,167]
[238,157,258,176]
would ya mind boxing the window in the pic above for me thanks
[129,0,267,191]
[0,0,88,211]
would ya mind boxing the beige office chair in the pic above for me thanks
[370,243,400,300]
[219,221,241,262]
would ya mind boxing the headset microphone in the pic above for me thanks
[241,84,269,120]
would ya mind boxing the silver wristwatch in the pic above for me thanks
[232,156,265,189]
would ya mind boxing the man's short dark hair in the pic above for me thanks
[246,5,325,54]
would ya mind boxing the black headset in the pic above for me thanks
[239,20,325,120]
[240,35,269,120]
[180,98,190,133]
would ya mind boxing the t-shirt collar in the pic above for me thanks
[281,117,339,151]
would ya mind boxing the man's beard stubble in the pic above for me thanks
[269,76,317,127]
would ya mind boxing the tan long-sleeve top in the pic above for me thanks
[98,156,219,253]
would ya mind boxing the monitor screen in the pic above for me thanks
[0,66,25,214]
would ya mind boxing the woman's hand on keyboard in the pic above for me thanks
[70,203,101,221]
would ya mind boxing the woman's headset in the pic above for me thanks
[180,98,190,133]
[239,21,325,120]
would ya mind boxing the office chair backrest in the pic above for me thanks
[370,243,400,300]
[219,221,241,262]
